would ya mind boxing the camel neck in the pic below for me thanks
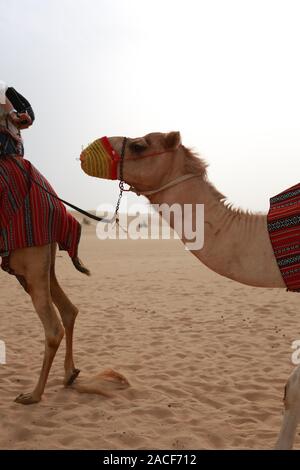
[148,176,285,289]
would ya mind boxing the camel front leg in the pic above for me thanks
[15,292,64,404]
[275,365,300,450]
[10,245,64,405]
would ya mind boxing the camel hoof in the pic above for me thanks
[14,392,41,405]
[65,368,81,387]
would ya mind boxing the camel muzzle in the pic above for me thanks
[80,136,121,180]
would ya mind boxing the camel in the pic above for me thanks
[0,92,128,405]
[80,131,300,449]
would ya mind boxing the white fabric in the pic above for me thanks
[0,80,7,105]
[0,80,22,139]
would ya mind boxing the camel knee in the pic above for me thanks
[46,325,65,349]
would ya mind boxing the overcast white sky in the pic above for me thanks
[1,0,300,212]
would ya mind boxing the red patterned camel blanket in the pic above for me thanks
[267,183,300,292]
[0,157,82,274]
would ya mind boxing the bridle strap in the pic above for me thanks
[125,149,174,161]
[128,173,202,197]
[116,137,201,206]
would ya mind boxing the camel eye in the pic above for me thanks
[129,142,147,154]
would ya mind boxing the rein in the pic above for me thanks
[11,138,129,226]
[11,137,200,226]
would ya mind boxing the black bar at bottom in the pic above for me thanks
[0,449,299,466]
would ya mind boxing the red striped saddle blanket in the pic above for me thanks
[0,157,81,274]
[267,183,300,292]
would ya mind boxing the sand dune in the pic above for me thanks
[0,222,299,449]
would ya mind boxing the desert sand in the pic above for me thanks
[0,218,299,450]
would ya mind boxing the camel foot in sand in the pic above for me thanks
[64,368,81,387]
[14,392,41,405]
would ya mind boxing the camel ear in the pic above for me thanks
[165,131,181,150]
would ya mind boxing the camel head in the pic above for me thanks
[80,131,191,192]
